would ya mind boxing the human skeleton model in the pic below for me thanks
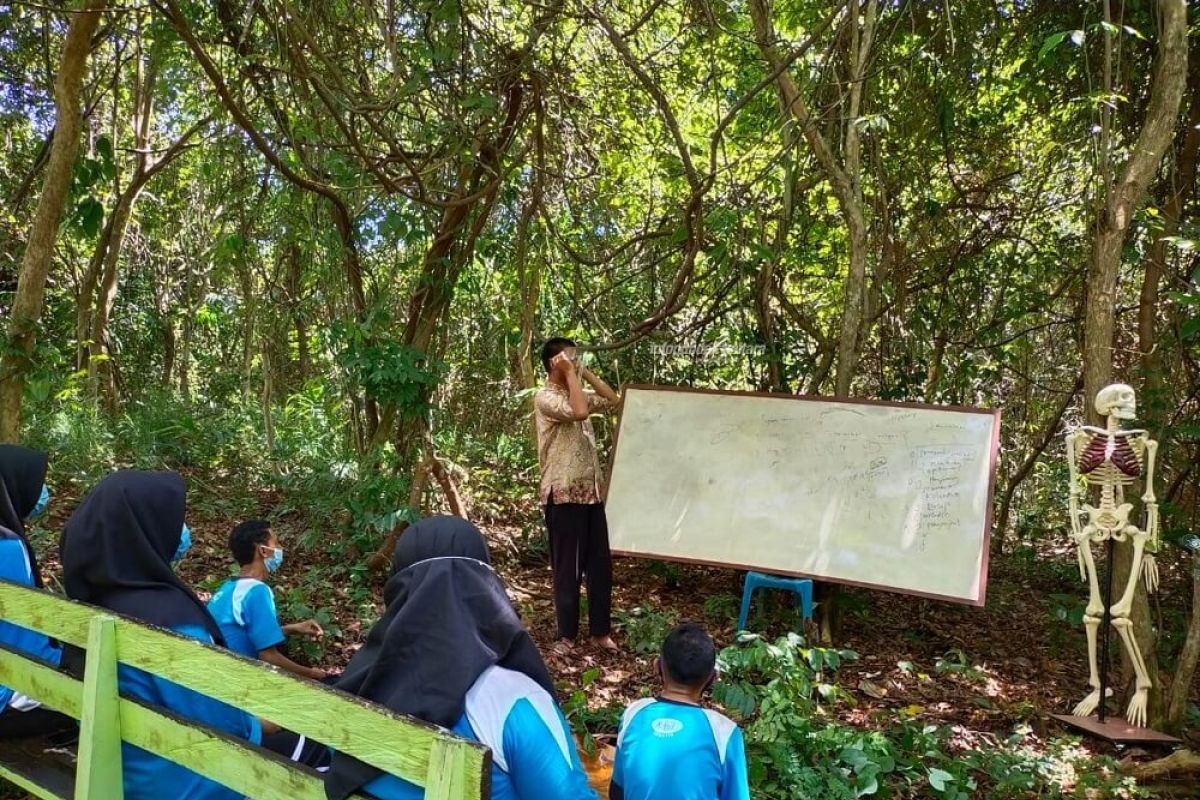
[1065,384,1159,727]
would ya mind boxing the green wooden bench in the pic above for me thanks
[0,580,490,800]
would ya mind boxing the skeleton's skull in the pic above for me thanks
[1094,383,1137,420]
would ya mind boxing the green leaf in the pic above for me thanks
[96,135,114,165]
[1181,317,1200,342]
[839,746,869,769]
[76,197,103,238]
[928,768,954,791]
[856,774,879,797]
[1037,31,1068,61]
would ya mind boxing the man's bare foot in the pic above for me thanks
[591,635,619,652]
[553,638,575,656]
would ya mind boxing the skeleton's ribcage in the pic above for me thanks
[1078,432,1143,483]
[1082,463,1137,488]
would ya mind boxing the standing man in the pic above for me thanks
[535,337,620,652]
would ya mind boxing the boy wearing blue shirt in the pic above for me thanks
[612,623,750,800]
[207,520,328,680]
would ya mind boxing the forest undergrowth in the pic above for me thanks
[11,393,1197,799]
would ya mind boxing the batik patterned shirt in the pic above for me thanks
[534,384,614,505]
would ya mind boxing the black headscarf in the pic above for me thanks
[0,444,49,588]
[325,516,555,800]
[60,470,223,644]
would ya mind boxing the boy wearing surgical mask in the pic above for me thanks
[207,520,329,681]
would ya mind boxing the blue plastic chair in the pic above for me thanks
[737,571,815,631]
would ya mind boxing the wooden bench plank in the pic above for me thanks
[74,616,122,800]
[0,582,489,795]
[117,697,332,800]
[0,646,84,719]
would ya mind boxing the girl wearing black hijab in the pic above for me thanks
[61,470,261,800]
[0,445,72,739]
[326,515,597,800]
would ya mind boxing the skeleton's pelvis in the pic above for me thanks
[1082,502,1133,533]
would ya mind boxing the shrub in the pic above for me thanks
[713,633,1147,799]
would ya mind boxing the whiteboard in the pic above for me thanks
[604,386,1000,605]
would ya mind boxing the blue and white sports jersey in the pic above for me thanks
[364,666,598,800]
[0,537,62,714]
[611,698,750,800]
[118,623,262,800]
[207,578,285,659]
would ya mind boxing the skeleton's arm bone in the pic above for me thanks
[1142,438,1158,506]
[1143,437,1159,545]
[1065,431,1087,581]
[1066,432,1086,537]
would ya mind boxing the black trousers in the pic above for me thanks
[0,707,75,739]
[545,500,612,639]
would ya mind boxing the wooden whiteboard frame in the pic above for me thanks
[602,384,1002,607]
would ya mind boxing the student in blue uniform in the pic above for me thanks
[61,470,262,800]
[324,515,598,800]
[207,519,328,680]
[0,445,73,739]
[611,623,750,800]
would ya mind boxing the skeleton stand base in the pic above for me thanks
[1050,714,1181,746]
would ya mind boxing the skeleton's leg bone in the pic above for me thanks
[1079,533,1105,616]
[1073,613,1105,717]
[1111,528,1148,619]
[1072,539,1107,717]
[1112,617,1152,728]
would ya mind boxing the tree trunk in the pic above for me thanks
[1084,0,1188,412]
[161,315,176,387]
[0,0,106,442]
[261,335,276,463]
[327,200,377,439]
[750,0,876,642]
[1150,47,1200,736]
[178,307,193,401]
[87,187,140,410]
[285,242,311,384]
[750,0,876,401]
[511,194,541,396]
[76,212,117,371]
[428,450,465,518]
[373,73,527,461]
[1138,46,1200,427]
[994,376,1082,553]
[1081,0,1188,728]
[90,43,172,412]
[367,452,433,573]
[1165,550,1200,730]
[755,129,798,393]
[238,254,256,400]
[1126,749,1200,784]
